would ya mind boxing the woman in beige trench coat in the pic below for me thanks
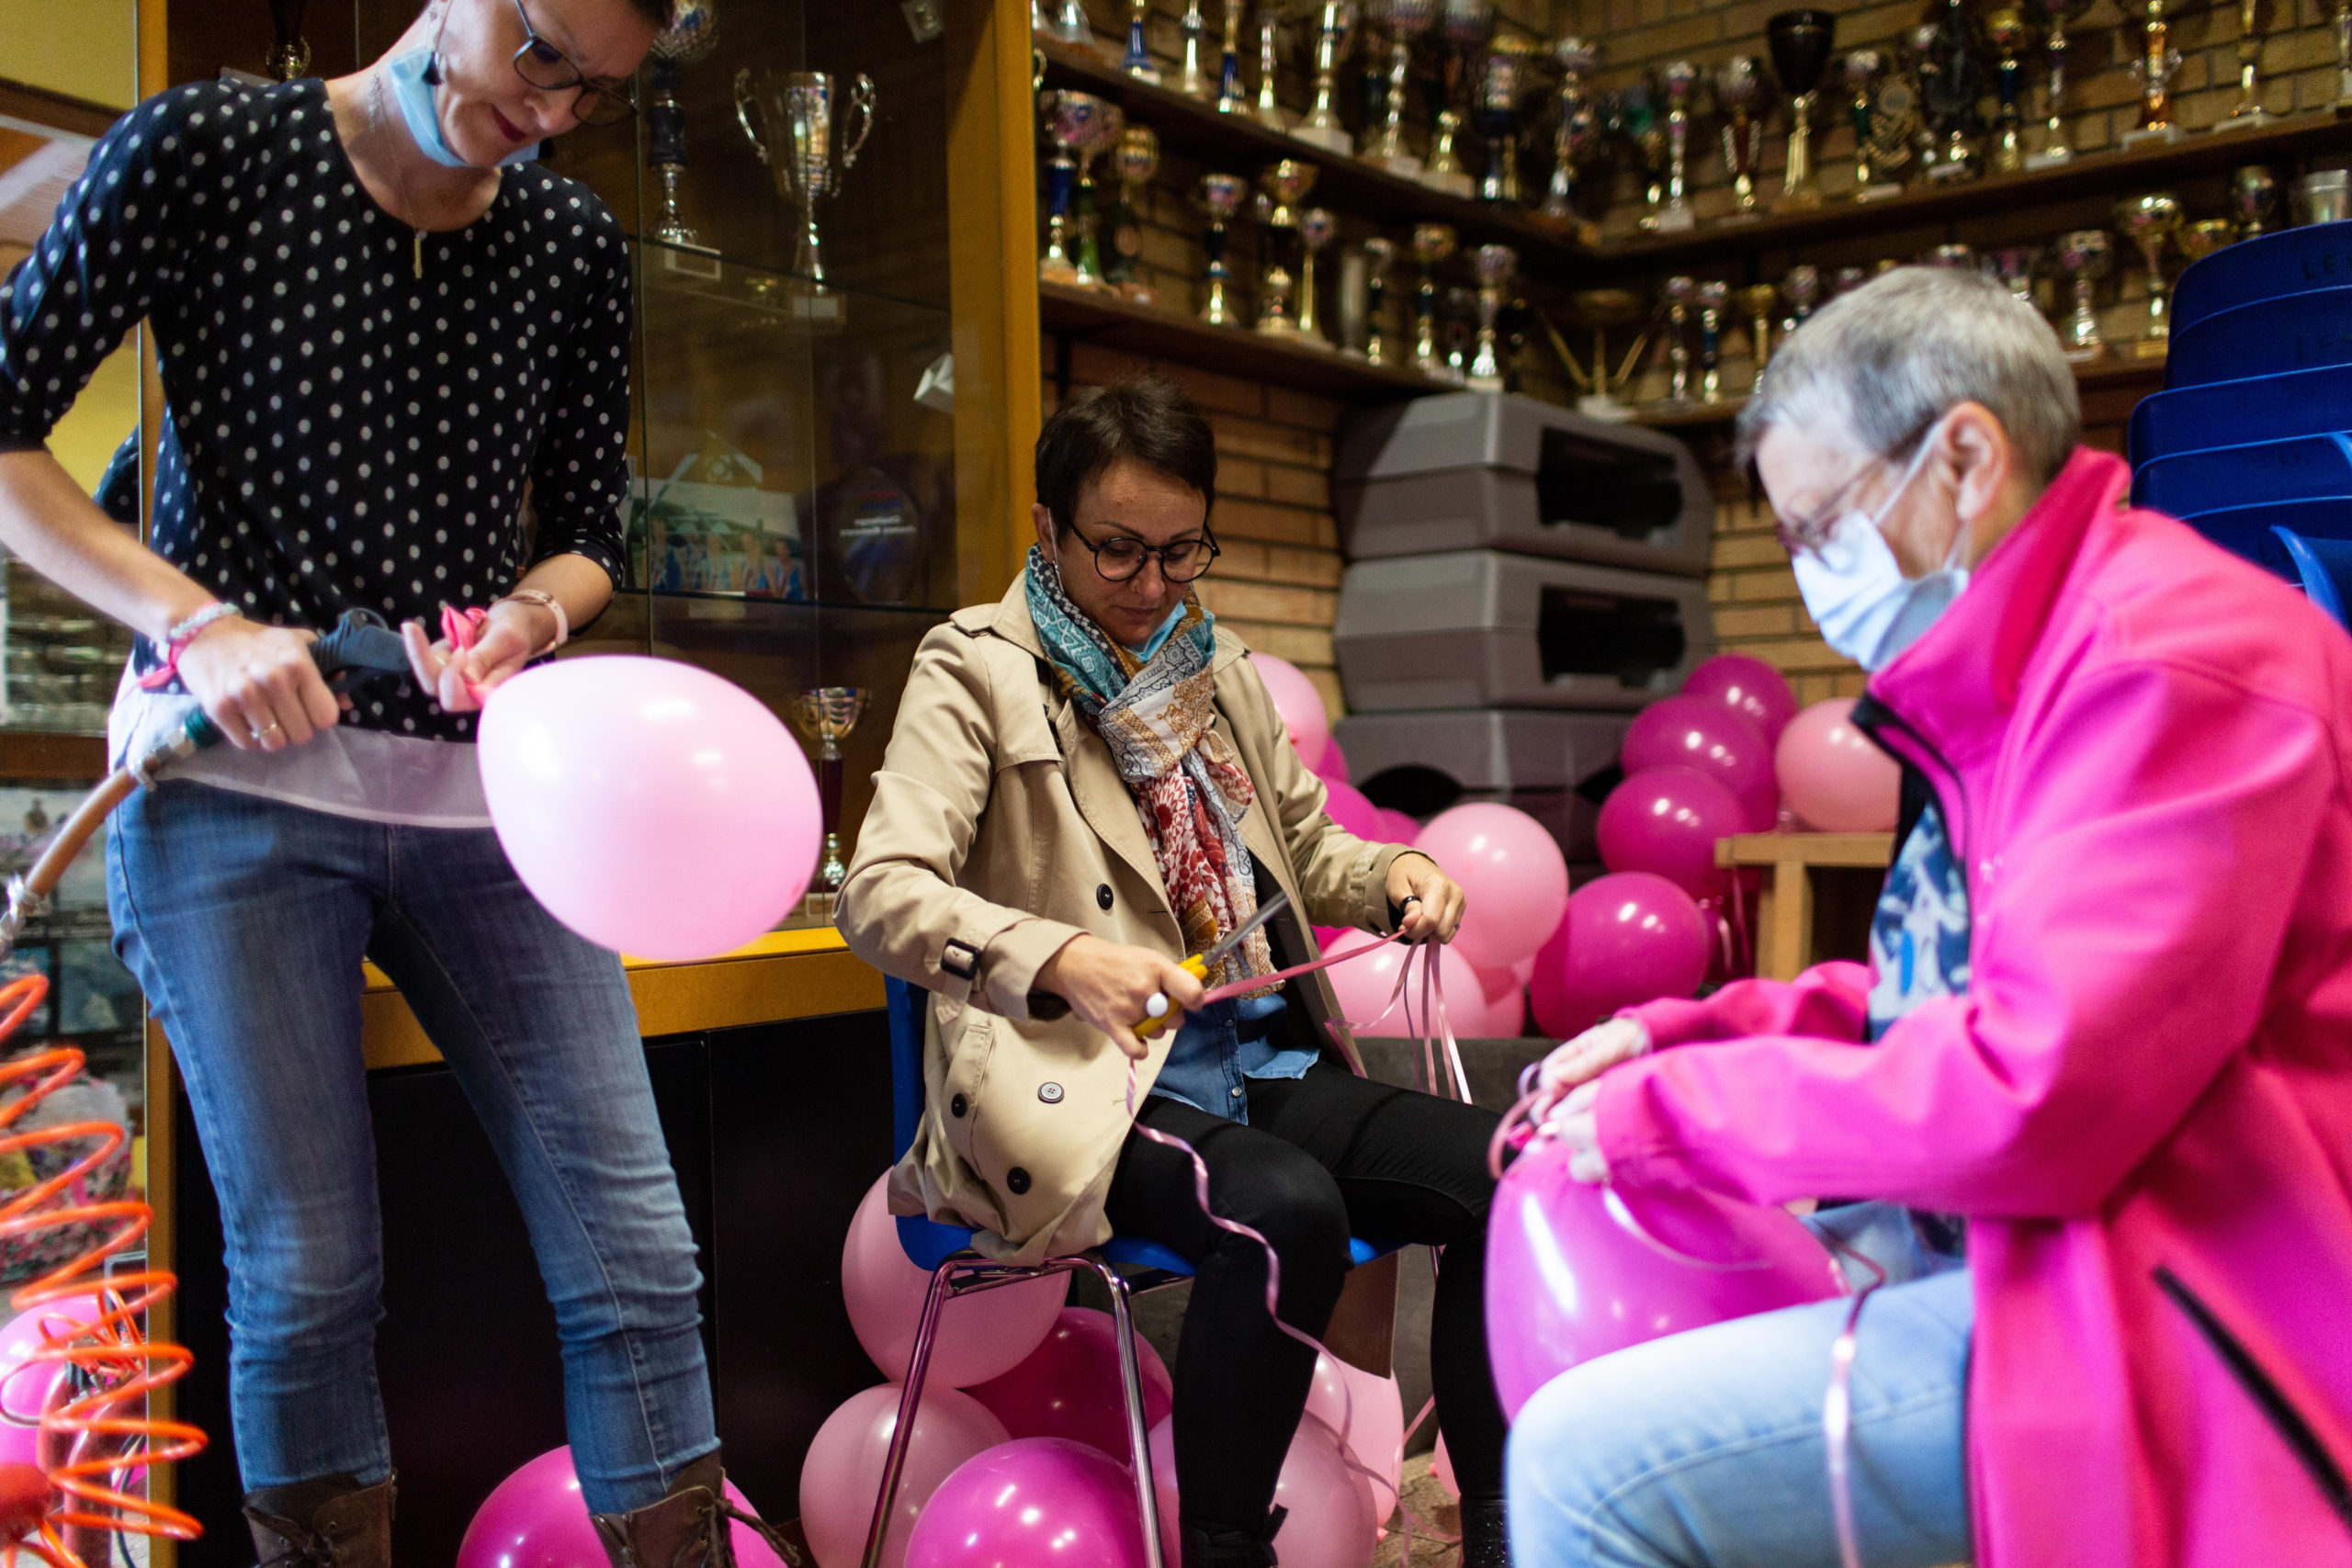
[839,379,1515,1568]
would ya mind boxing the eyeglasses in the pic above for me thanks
[509,0,638,126]
[1770,418,1939,555]
[1063,522,1221,583]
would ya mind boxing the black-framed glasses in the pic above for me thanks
[1064,523,1221,583]
[510,0,638,126]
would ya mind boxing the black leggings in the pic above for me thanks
[1102,1061,1507,1533]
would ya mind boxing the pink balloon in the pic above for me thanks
[1322,779,1383,840]
[1431,1435,1458,1501]
[798,1384,1010,1568]
[1682,654,1799,745]
[1250,653,1331,771]
[1322,930,1412,1037]
[966,1308,1172,1462]
[1528,873,1711,1038]
[1373,807,1421,845]
[841,1175,1065,1387]
[1148,1416,1376,1568]
[1483,1138,1846,1419]
[1596,766,1746,898]
[905,1438,1148,1568]
[1414,803,1570,970]
[1510,954,1535,986]
[1470,964,1527,1038]
[1775,699,1900,832]
[477,657,820,960]
[0,1296,107,1471]
[458,1446,786,1568]
[1622,695,1778,833]
[1313,738,1351,786]
[1301,1354,1405,1527]
[1314,925,1350,952]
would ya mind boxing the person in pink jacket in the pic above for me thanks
[1509,265,2352,1568]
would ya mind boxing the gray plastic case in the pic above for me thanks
[1333,391,1713,576]
[1334,710,1631,863]
[1334,551,1715,712]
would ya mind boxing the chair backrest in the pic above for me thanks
[2272,525,2352,631]
[885,976,927,1162]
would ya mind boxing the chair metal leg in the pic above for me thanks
[1092,1258,1169,1568]
[861,1256,962,1568]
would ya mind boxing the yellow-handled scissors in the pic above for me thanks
[1134,890,1290,1041]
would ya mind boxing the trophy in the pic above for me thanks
[1657,62,1700,231]
[1364,0,1439,175]
[1832,264,1870,298]
[2025,0,2092,168]
[2116,194,2182,355]
[734,69,876,286]
[1295,2,1361,152]
[1780,263,1821,337]
[1179,0,1215,96]
[2233,164,2281,235]
[1696,281,1729,402]
[1410,222,1457,377]
[266,0,311,78]
[1845,50,1912,199]
[1550,288,1650,419]
[1928,242,1976,269]
[1715,57,1769,222]
[2302,169,2350,225]
[1917,0,1984,181]
[1426,0,1496,197]
[1299,209,1338,348]
[2178,219,2236,267]
[1659,276,1697,407]
[793,687,869,918]
[1075,101,1127,289]
[645,0,720,277]
[1442,285,1477,382]
[2223,0,2271,125]
[1197,173,1251,324]
[2054,229,2112,363]
[1256,160,1317,336]
[1736,282,1780,392]
[1218,0,1250,114]
[1124,0,1162,83]
[1037,91,1117,288]
[1107,125,1160,303]
[1992,245,2039,302]
[1766,11,1836,210]
[1254,6,1293,130]
[2122,0,2184,147]
[1041,0,1097,51]
[1466,244,1517,389]
[1541,38,1602,240]
[1474,38,1534,205]
[1361,236,1396,362]
[1984,7,2031,174]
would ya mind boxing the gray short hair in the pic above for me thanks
[1735,266,2082,483]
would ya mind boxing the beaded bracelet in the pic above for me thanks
[137,602,243,692]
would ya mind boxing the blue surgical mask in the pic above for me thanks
[1791,424,1970,671]
[384,47,540,170]
[1126,601,1188,660]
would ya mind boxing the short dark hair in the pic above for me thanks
[629,0,677,25]
[1035,378,1217,536]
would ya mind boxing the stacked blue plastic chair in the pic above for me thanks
[2130,220,2352,589]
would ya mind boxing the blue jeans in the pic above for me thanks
[107,782,715,1514]
[1507,1202,1974,1568]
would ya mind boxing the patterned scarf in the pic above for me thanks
[1025,546,1273,992]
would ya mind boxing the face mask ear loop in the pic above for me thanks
[422,3,451,85]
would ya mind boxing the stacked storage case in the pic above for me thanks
[1330,392,1716,869]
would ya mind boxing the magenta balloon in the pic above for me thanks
[798,1384,1009,1568]
[1775,699,1901,832]
[841,1175,1065,1386]
[1322,779,1383,840]
[1250,653,1331,771]
[903,1438,1148,1568]
[1621,695,1778,832]
[1313,737,1351,786]
[1484,1137,1846,1419]
[1527,873,1711,1038]
[0,1297,103,1471]
[1372,807,1421,845]
[1682,654,1799,745]
[458,1447,786,1568]
[1595,766,1747,897]
[966,1308,1173,1462]
[1415,803,1571,970]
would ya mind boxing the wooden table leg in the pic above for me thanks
[1760,854,1815,981]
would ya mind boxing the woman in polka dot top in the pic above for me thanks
[0,2,787,1562]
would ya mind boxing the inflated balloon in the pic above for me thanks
[1147,1416,1377,1568]
[1621,696,1777,833]
[1322,778,1383,840]
[457,1445,787,1568]
[904,1438,1147,1568]
[1485,1133,1845,1420]
[966,1307,1173,1461]
[1313,738,1351,786]
[1595,765,1746,898]
[1681,654,1799,746]
[1431,1434,1458,1501]
[798,1383,1010,1568]
[1469,963,1528,1038]
[841,1175,1064,1386]
[1776,698,1900,832]
[1251,653,1331,771]
[1301,1353,1405,1527]
[1373,807,1421,846]
[476,656,820,960]
[0,1295,106,1471]
[1414,803,1570,970]
[1320,930,1418,1037]
[1528,873,1710,1038]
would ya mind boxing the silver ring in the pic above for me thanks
[252,720,282,741]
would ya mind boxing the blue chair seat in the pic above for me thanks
[2133,433,2352,516]
[2170,220,2352,341]
[2129,364,2352,468]
[2273,525,2352,630]
[2166,285,2352,390]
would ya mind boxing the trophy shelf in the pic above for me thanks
[1632,355,2165,429]
[1040,280,1445,400]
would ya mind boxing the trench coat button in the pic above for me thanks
[1097,884,1114,910]
[1038,1082,1065,1104]
[949,1093,967,1118]
[1006,1167,1033,1195]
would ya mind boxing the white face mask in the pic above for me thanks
[1790,425,1970,672]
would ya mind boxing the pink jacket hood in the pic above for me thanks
[1602,448,2352,1566]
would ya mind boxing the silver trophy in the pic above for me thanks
[1541,37,1601,240]
[1659,275,1698,406]
[1657,62,1699,231]
[2025,0,2092,168]
[1715,55,1769,222]
[734,69,876,286]
[2054,229,2112,364]
[793,687,869,919]
[1466,243,1516,389]
[645,0,720,276]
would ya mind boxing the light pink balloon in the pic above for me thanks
[1595,766,1746,898]
[1302,1354,1405,1528]
[458,1446,786,1568]
[906,1438,1148,1568]
[1681,654,1799,745]
[476,656,820,960]
[1251,653,1331,771]
[1622,695,1778,833]
[1321,930,1417,1038]
[1527,873,1711,1038]
[1323,779,1382,840]
[841,1175,1064,1387]
[1510,954,1535,986]
[965,1308,1172,1462]
[1314,738,1351,786]
[1470,963,1528,1038]
[1431,1434,1458,1501]
[1373,807,1421,845]
[1148,1416,1377,1568]
[798,1384,1010,1568]
[1775,699,1901,832]
[1414,803,1570,970]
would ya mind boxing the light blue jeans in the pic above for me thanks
[1507,1202,1973,1568]
[107,781,716,1514]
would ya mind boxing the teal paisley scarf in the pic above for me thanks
[1025,546,1273,990]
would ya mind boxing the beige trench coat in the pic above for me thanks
[837,571,1415,1367]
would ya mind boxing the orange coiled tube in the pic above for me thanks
[0,975,204,1566]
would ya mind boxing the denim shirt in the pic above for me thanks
[1149,991,1317,1123]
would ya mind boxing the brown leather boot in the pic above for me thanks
[591,1450,802,1568]
[243,1472,394,1567]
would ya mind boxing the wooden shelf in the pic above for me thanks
[1040,279,1444,400]
[1628,353,2167,429]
